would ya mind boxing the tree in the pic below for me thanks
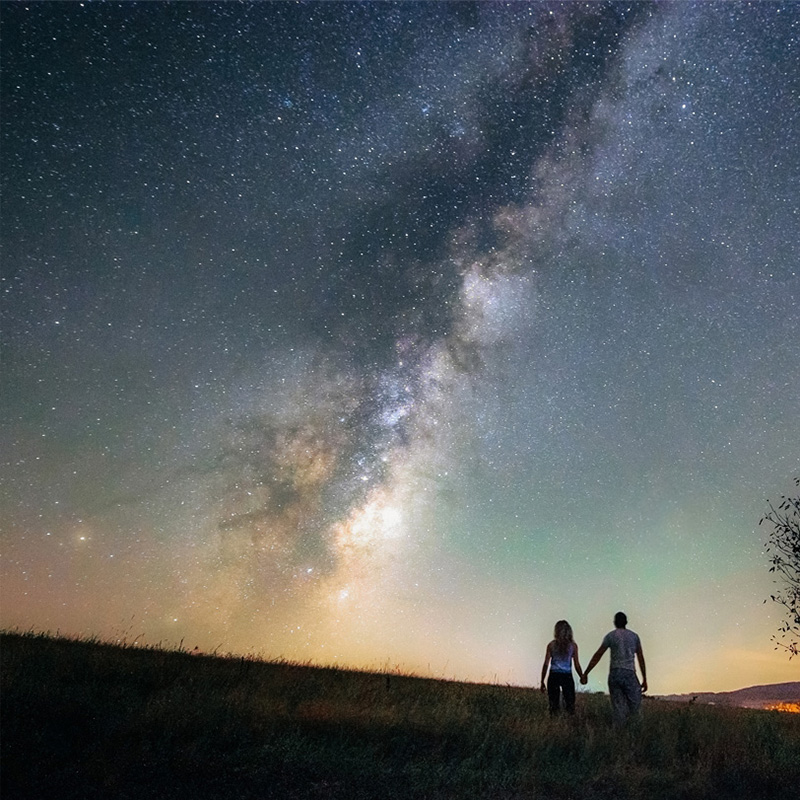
[760,477,800,658]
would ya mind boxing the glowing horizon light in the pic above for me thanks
[765,702,800,714]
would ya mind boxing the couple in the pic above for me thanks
[540,612,647,726]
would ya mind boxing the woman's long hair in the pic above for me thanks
[552,620,574,657]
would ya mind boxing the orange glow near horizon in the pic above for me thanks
[765,702,800,714]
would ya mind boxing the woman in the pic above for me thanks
[540,619,583,715]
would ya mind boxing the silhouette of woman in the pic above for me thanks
[540,620,584,715]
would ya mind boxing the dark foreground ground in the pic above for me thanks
[2,632,799,799]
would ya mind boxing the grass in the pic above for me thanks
[2,631,799,799]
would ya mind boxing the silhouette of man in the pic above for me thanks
[581,611,647,727]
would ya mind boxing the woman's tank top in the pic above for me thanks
[550,642,574,673]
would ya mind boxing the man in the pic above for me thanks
[581,611,647,727]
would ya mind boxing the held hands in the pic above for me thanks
[580,672,589,685]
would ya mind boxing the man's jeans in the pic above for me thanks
[608,668,642,727]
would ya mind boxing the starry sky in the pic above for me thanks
[2,1,798,694]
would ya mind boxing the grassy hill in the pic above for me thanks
[2,632,799,799]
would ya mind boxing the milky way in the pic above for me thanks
[2,2,798,692]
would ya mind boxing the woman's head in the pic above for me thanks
[553,620,573,648]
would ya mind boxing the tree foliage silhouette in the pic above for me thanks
[760,478,800,658]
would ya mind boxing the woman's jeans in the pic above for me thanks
[547,672,575,715]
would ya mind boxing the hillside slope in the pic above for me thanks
[2,632,799,799]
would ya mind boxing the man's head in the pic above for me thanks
[614,611,628,629]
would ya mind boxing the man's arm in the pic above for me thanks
[581,644,607,684]
[636,643,647,693]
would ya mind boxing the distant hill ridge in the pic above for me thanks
[660,682,800,709]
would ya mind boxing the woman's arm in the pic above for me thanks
[540,643,552,692]
[572,642,584,681]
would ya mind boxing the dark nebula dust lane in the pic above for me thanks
[1,2,798,692]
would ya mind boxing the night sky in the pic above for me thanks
[2,1,798,694]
